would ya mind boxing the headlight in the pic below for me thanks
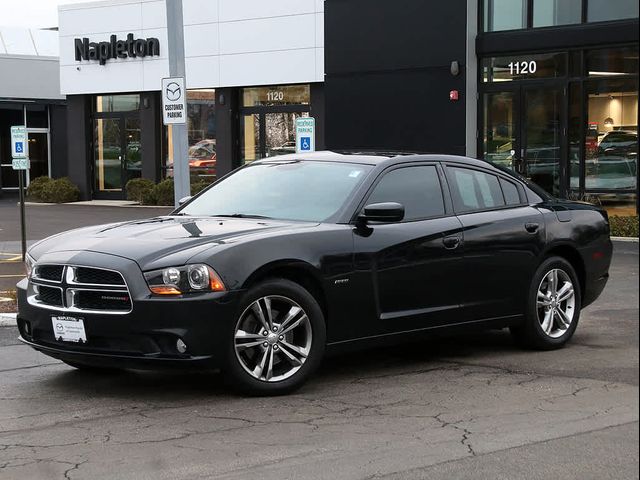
[25,253,36,278]
[144,264,225,295]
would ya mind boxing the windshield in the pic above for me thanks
[178,160,373,222]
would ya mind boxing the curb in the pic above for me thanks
[612,237,639,243]
[0,313,17,327]
[22,202,171,209]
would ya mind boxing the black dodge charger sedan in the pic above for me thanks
[16,152,612,395]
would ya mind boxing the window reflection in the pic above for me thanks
[533,0,582,27]
[484,0,527,31]
[587,0,639,23]
[585,79,638,215]
[164,89,216,181]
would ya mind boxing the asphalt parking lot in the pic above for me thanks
[0,237,637,479]
[0,196,171,292]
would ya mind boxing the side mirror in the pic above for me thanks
[178,196,192,206]
[359,202,405,224]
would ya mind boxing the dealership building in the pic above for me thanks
[5,0,639,215]
[0,27,67,195]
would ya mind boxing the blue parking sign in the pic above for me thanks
[300,137,311,151]
[15,142,24,153]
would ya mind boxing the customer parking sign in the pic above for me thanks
[295,117,315,154]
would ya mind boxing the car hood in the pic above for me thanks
[29,216,317,269]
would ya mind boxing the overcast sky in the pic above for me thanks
[0,0,90,29]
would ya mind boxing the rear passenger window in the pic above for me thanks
[367,166,445,221]
[500,178,521,205]
[448,167,505,213]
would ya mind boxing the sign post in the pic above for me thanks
[10,126,29,261]
[164,0,190,208]
[295,117,316,154]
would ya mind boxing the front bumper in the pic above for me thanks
[16,277,245,370]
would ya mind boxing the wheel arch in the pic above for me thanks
[242,260,329,326]
[542,243,586,297]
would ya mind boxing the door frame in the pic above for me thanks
[479,80,569,198]
[91,112,140,199]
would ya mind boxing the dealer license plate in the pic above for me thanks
[51,316,87,343]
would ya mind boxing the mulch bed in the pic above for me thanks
[0,291,17,313]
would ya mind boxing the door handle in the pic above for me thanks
[443,235,461,250]
[525,222,540,233]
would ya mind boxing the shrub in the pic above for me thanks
[125,178,155,204]
[610,216,639,238]
[141,188,158,206]
[191,180,211,196]
[26,176,53,201]
[152,178,175,206]
[38,178,80,203]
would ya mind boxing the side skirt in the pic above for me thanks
[325,314,523,356]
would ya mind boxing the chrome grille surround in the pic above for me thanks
[28,265,133,315]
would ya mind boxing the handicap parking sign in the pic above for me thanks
[295,118,315,153]
[15,142,24,153]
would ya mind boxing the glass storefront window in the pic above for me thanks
[587,0,639,23]
[96,94,140,113]
[584,78,638,214]
[484,0,527,32]
[242,85,310,107]
[164,89,217,181]
[187,89,216,180]
[482,53,568,82]
[587,46,639,77]
[533,0,582,27]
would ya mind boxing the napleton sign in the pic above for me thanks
[74,34,160,65]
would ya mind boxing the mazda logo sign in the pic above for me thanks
[165,82,182,101]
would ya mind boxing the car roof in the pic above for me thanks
[254,150,502,171]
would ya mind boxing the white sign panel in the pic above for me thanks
[161,77,187,125]
[12,158,30,170]
[10,125,27,159]
[295,117,315,153]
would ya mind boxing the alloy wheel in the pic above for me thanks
[234,295,313,382]
[536,268,576,339]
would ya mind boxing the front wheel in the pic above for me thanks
[511,256,581,350]
[223,279,326,395]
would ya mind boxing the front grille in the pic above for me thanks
[75,290,131,311]
[36,285,63,306]
[74,267,125,286]
[34,265,64,282]
[28,264,132,314]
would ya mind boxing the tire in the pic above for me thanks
[223,278,326,395]
[510,256,582,350]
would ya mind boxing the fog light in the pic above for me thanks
[176,338,187,353]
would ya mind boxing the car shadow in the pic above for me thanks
[38,329,524,401]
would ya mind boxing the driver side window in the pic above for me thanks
[367,166,445,221]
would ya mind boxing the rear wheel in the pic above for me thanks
[223,279,326,395]
[511,256,581,350]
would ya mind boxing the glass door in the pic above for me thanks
[94,118,123,194]
[482,83,565,197]
[241,112,309,163]
[522,85,563,197]
[26,132,49,182]
[93,115,141,198]
[265,112,307,158]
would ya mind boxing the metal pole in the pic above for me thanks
[165,0,190,207]
[18,170,27,261]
